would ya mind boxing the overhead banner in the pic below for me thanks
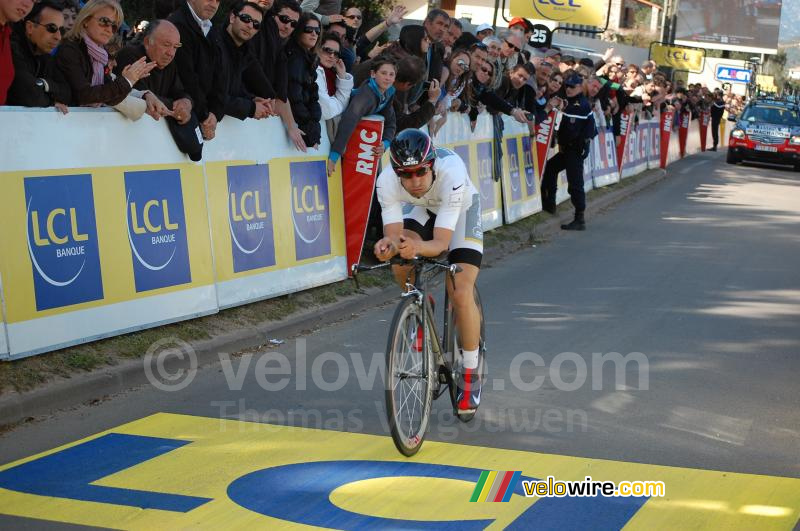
[660,111,674,169]
[678,112,691,158]
[509,0,608,26]
[699,111,710,152]
[340,117,384,274]
[675,0,782,54]
[649,43,705,73]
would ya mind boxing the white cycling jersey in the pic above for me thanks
[376,147,479,231]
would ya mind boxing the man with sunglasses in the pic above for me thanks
[375,129,485,414]
[216,1,275,121]
[8,0,70,110]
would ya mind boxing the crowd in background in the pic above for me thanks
[0,0,749,160]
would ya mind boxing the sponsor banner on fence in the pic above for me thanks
[535,111,557,179]
[206,157,346,309]
[660,111,674,169]
[679,112,691,158]
[500,118,541,222]
[622,122,649,178]
[699,111,710,152]
[647,119,661,169]
[340,117,383,273]
[0,161,217,359]
[591,129,620,188]
[617,111,632,173]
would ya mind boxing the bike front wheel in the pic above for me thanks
[385,296,434,456]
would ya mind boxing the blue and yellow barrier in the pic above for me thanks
[0,106,707,359]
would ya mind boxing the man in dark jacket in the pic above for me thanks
[8,0,70,111]
[115,20,192,122]
[168,0,227,139]
[0,0,35,104]
[541,73,597,230]
[253,0,307,150]
[710,88,726,151]
[217,1,274,120]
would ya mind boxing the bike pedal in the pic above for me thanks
[438,371,448,384]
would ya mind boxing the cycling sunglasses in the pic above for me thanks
[96,16,119,32]
[32,21,66,35]
[235,12,261,29]
[397,165,431,178]
[277,14,298,27]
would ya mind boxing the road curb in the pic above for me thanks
[0,165,671,428]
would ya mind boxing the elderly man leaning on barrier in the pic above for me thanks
[8,0,71,112]
[115,20,193,123]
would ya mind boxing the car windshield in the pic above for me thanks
[741,105,800,126]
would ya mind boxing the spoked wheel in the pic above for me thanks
[446,285,486,423]
[385,296,434,456]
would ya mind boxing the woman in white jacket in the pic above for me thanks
[315,32,353,140]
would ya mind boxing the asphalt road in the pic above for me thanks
[1,151,799,528]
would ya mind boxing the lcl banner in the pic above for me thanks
[699,111,711,152]
[535,110,557,180]
[617,110,632,173]
[340,116,384,274]
[678,112,691,158]
[660,111,674,169]
[509,0,608,26]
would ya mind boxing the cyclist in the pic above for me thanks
[373,129,484,413]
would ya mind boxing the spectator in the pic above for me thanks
[475,22,493,41]
[423,8,448,82]
[394,54,434,131]
[545,70,564,99]
[326,19,355,72]
[300,0,340,26]
[315,31,352,135]
[285,12,322,148]
[467,41,488,76]
[56,0,155,108]
[442,17,461,56]
[8,0,71,111]
[464,59,526,128]
[1,0,35,105]
[710,88,725,151]
[253,0,303,148]
[115,20,191,122]
[61,0,78,32]
[354,5,405,63]
[327,56,397,176]
[442,48,470,110]
[342,6,362,34]
[496,63,538,130]
[169,0,227,140]
[217,1,275,121]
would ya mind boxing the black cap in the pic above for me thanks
[564,74,583,87]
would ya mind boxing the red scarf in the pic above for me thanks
[324,66,336,97]
[0,24,14,105]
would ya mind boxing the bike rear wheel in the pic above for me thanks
[385,296,434,456]
[447,285,486,422]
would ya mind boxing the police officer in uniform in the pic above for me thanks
[541,73,597,230]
